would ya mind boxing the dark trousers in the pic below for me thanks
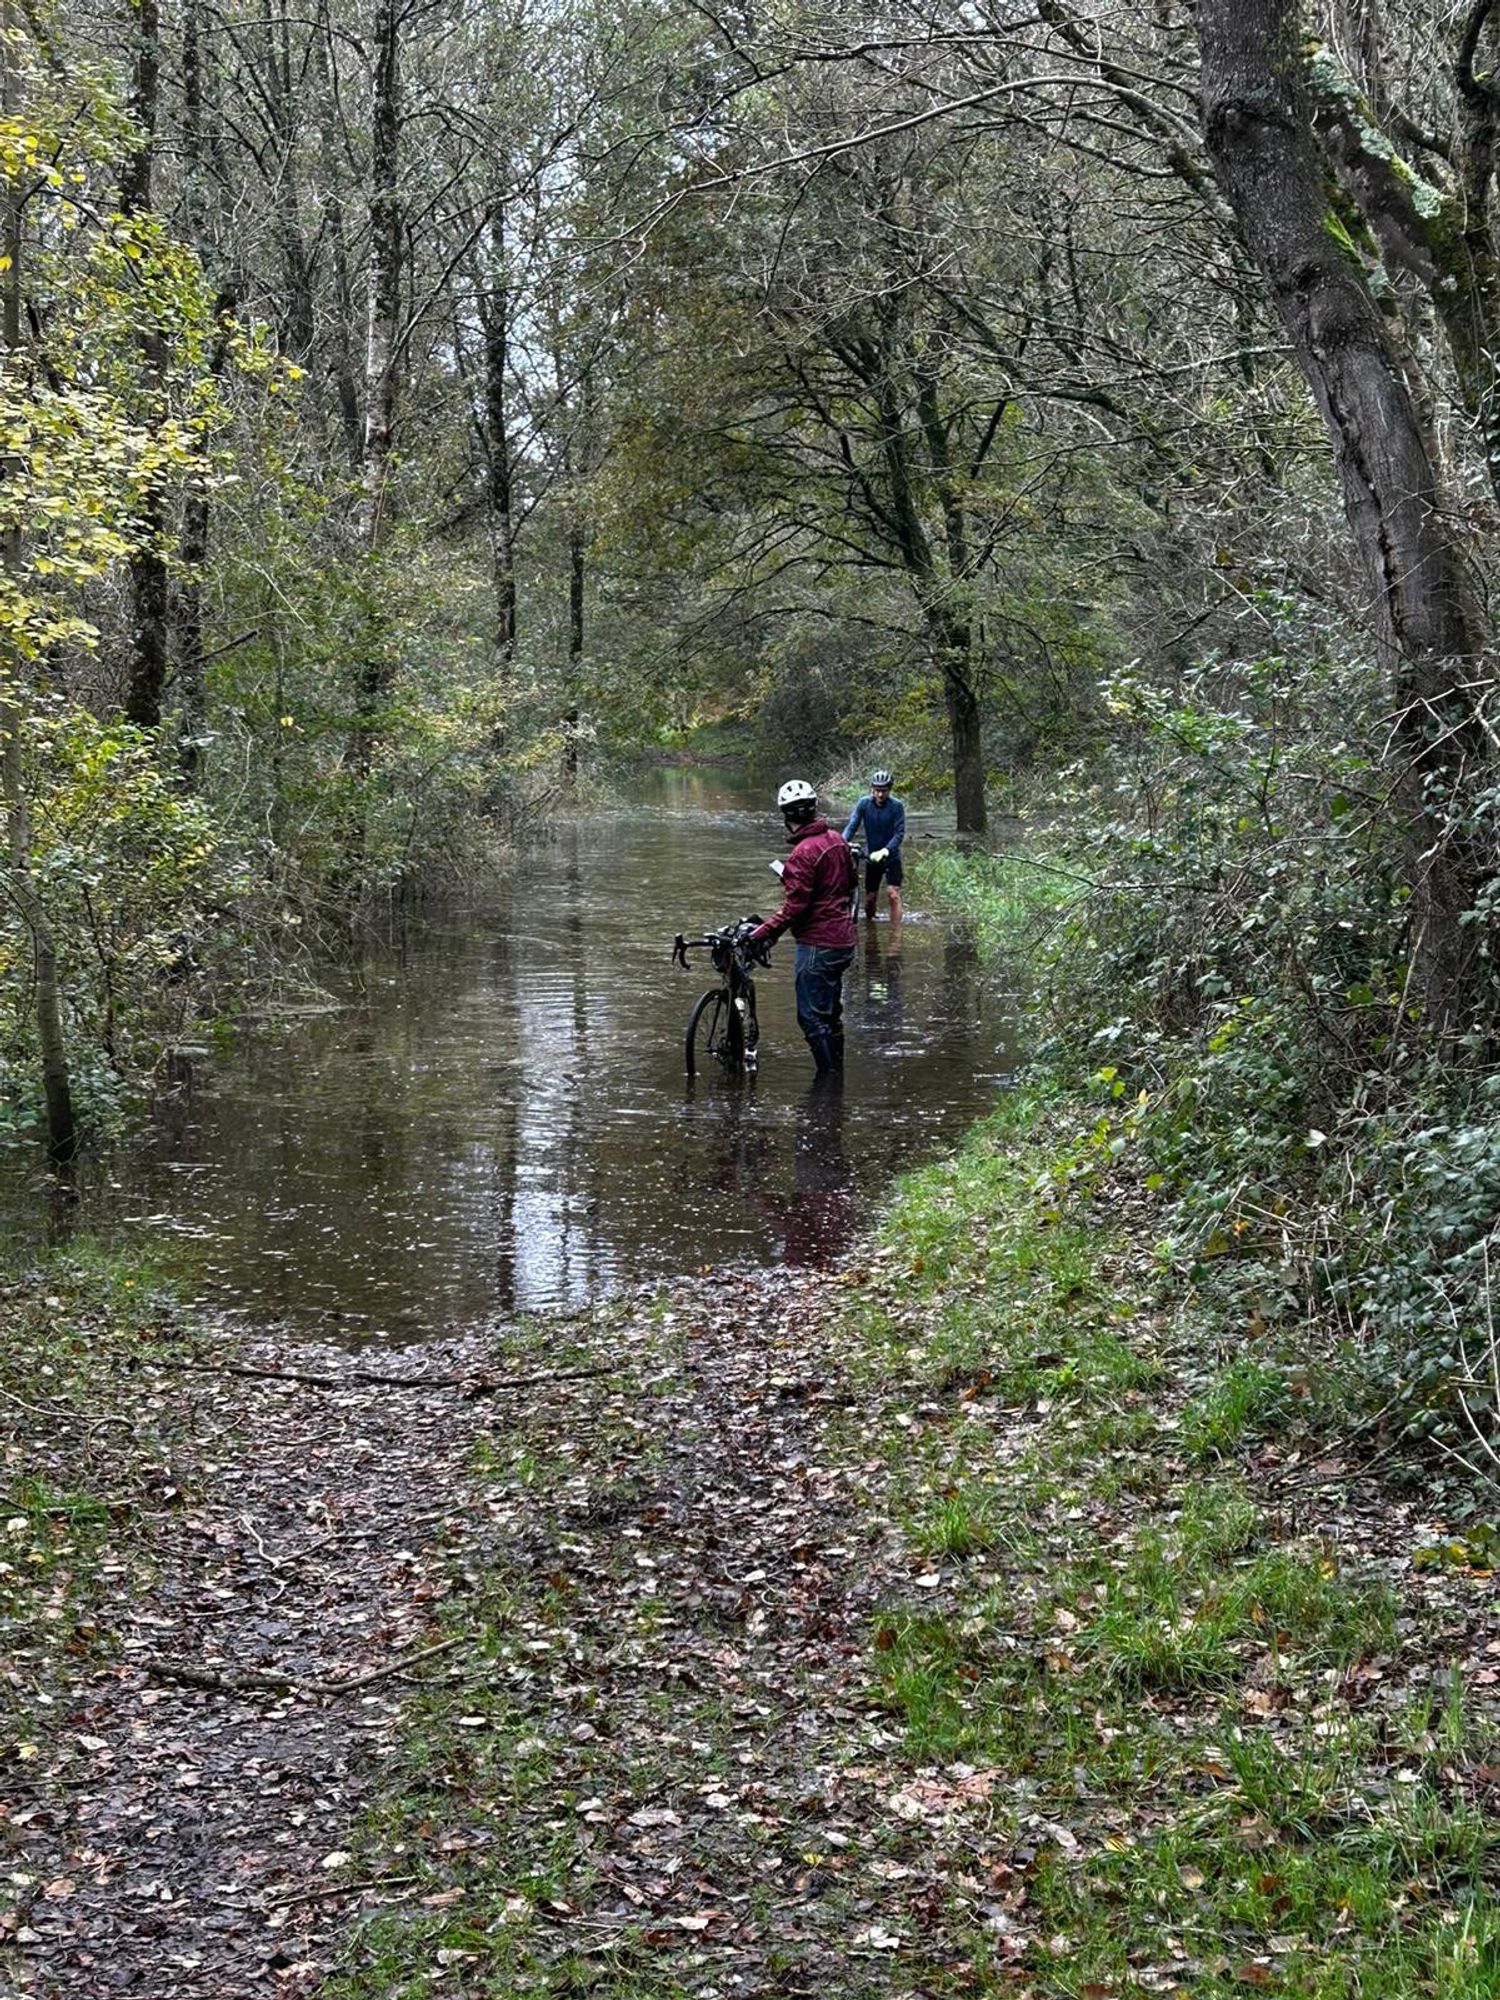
[794,944,853,1071]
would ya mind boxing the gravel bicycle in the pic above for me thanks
[672,917,768,1077]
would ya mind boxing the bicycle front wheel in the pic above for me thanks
[740,984,759,1073]
[686,987,727,1076]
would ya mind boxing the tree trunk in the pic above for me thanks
[929,612,986,839]
[350,0,401,777]
[481,203,518,665]
[121,0,169,733]
[312,0,362,464]
[175,0,220,786]
[1,10,75,1165]
[356,0,401,552]
[872,349,988,835]
[1,702,76,1164]
[175,483,208,784]
[1305,24,1500,510]
[1197,0,1489,1028]
[915,365,987,838]
[259,0,314,359]
[564,519,584,782]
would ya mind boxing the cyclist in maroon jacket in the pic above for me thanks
[749,779,858,1075]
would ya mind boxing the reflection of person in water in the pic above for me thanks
[683,1076,856,1267]
[783,1079,856,1267]
[860,932,905,1042]
[693,1084,778,1201]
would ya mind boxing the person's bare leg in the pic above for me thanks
[887,885,903,950]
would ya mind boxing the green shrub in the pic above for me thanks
[927,613,1500,1482]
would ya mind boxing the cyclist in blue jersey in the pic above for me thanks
[843,769,905,947]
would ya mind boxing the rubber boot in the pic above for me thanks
[809,1034,833,1075]
[828,1029,845,1071]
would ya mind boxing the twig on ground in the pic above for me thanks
[140,1633,465,1698]
[263,1872,420,1911]
[152,1356,616,1394]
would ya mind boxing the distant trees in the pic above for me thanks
[615,0,1500,1015]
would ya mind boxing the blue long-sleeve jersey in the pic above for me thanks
[843,793,905,853]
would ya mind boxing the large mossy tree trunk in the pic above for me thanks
[1197,0,1489,1030]
[1303,7,1500,510]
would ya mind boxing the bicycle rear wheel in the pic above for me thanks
[686,987,727,1076]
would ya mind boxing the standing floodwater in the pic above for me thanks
[11,776,1012,1336]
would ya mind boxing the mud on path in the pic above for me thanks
[4,1323,514,1998]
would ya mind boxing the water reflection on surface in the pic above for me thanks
[12,776,1013,1337]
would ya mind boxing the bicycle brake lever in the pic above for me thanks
[671,934,688,967]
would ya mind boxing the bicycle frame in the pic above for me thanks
[672,920,767,1077]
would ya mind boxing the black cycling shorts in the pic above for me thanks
[866,850,903,892]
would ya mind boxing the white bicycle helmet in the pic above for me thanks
[870,768,894,788]
[777,778,817,810]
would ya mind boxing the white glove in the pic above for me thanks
[870,847,889,863]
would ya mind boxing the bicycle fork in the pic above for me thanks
[736,994,757,1073]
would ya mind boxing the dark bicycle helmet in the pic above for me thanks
[870,768,894,788]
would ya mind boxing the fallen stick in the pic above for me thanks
[263,1872,419,1911]
[140,1633,465,1698]
[153,1356,614,1394]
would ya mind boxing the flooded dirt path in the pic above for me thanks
[16,773,1011,1336]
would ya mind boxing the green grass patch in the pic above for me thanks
[0,1245,193,1890]
[1182,1354,1298,1457]
[1085,1543,1394,1692]
[918,845,1079,962]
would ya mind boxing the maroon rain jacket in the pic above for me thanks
[752,819,858,950]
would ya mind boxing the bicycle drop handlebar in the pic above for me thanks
[671,917,768,970]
